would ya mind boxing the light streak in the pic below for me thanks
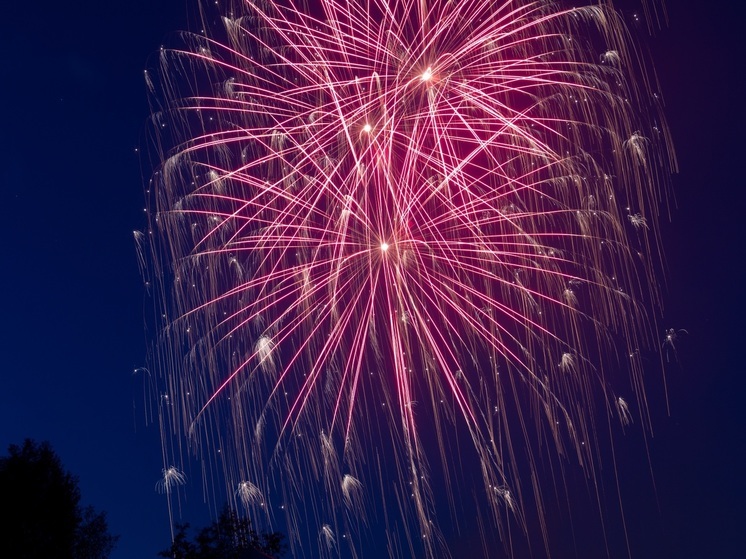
[140,1,674,556]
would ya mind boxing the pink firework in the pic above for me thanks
[141,0,674,557]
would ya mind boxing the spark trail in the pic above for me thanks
[140,0,674,557]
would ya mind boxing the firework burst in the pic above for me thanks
[140,0,674,556]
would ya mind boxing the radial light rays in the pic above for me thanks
[141,1,673,557]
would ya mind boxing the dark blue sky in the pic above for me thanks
[1,1,744,558]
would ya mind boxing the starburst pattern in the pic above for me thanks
[141,0,674,556]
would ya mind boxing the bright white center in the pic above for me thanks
[421,67,433,81]
[363,123,372,133]
[381,242,389,252]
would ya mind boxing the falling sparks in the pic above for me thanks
[155,466,186,494]
[142,0,674,557]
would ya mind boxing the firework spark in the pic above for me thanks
[156,466,187,494]
[141,0,674,556]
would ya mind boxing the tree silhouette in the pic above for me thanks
[159,505,286,559]
[0,439,118,559]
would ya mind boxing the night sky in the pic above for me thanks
[1,1,744,558]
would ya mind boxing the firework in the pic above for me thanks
[156,466,187,494]
[140,0,674,556]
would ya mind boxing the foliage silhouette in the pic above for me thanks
[159,505,286,559]
[0,439,118,559]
